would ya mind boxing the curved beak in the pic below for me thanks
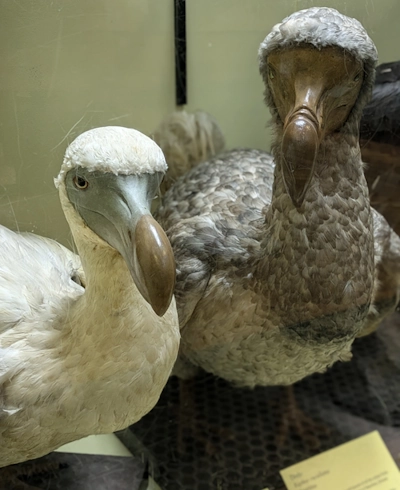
[131,214,175,317]
[66,171,176,317]
[268,46,364,207]
[281,79,324,207]
[112,189,176,317]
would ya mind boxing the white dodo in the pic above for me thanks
[0,126,179,467]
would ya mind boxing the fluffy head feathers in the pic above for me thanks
[55,126,167,188]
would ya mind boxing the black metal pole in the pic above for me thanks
[174,0,187,106]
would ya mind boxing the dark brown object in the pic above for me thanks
[361,61,400,234]
[0,453,144,490]
[268,46,363,206]
[135,215,176,317]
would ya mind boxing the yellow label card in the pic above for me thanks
[280,431,400,490]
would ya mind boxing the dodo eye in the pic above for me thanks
[353,72,361,82]
[73,176,89,190]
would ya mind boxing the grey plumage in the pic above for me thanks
[152,110,225,195]
[156,8,400,388]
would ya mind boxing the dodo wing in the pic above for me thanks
[0,225,84,334]
[155,149,275,328]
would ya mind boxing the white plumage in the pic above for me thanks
[0,229,82,330]
[0,126,179,467]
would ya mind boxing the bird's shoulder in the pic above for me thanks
[157,148,274,261]
[158,148,274,217]
[155,149,274,325]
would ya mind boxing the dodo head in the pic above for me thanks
[258,7,378,206]
[55,126,175,317]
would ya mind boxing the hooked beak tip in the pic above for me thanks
[133,215,176,317]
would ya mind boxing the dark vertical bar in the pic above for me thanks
[174,0,187,106]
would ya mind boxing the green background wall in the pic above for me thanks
[1,0,398,246]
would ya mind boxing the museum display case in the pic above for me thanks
[1,1,400,489]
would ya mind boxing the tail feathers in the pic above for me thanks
[152,110,225,194]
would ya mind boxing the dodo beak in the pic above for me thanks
[267,46,364,207]
[103,179,176,317]
[281,79,323,207]
[109,176,176,317]
[66,171,175,317]
[129,214,175,317]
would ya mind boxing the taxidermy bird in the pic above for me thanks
[360,61,400,234]
[0,126,179,468]
[156,7,400,391]
[152,109,225,196]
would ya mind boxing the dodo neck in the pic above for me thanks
[258,130,374,328]
[271,129,364,205]
[58,184,146,328]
